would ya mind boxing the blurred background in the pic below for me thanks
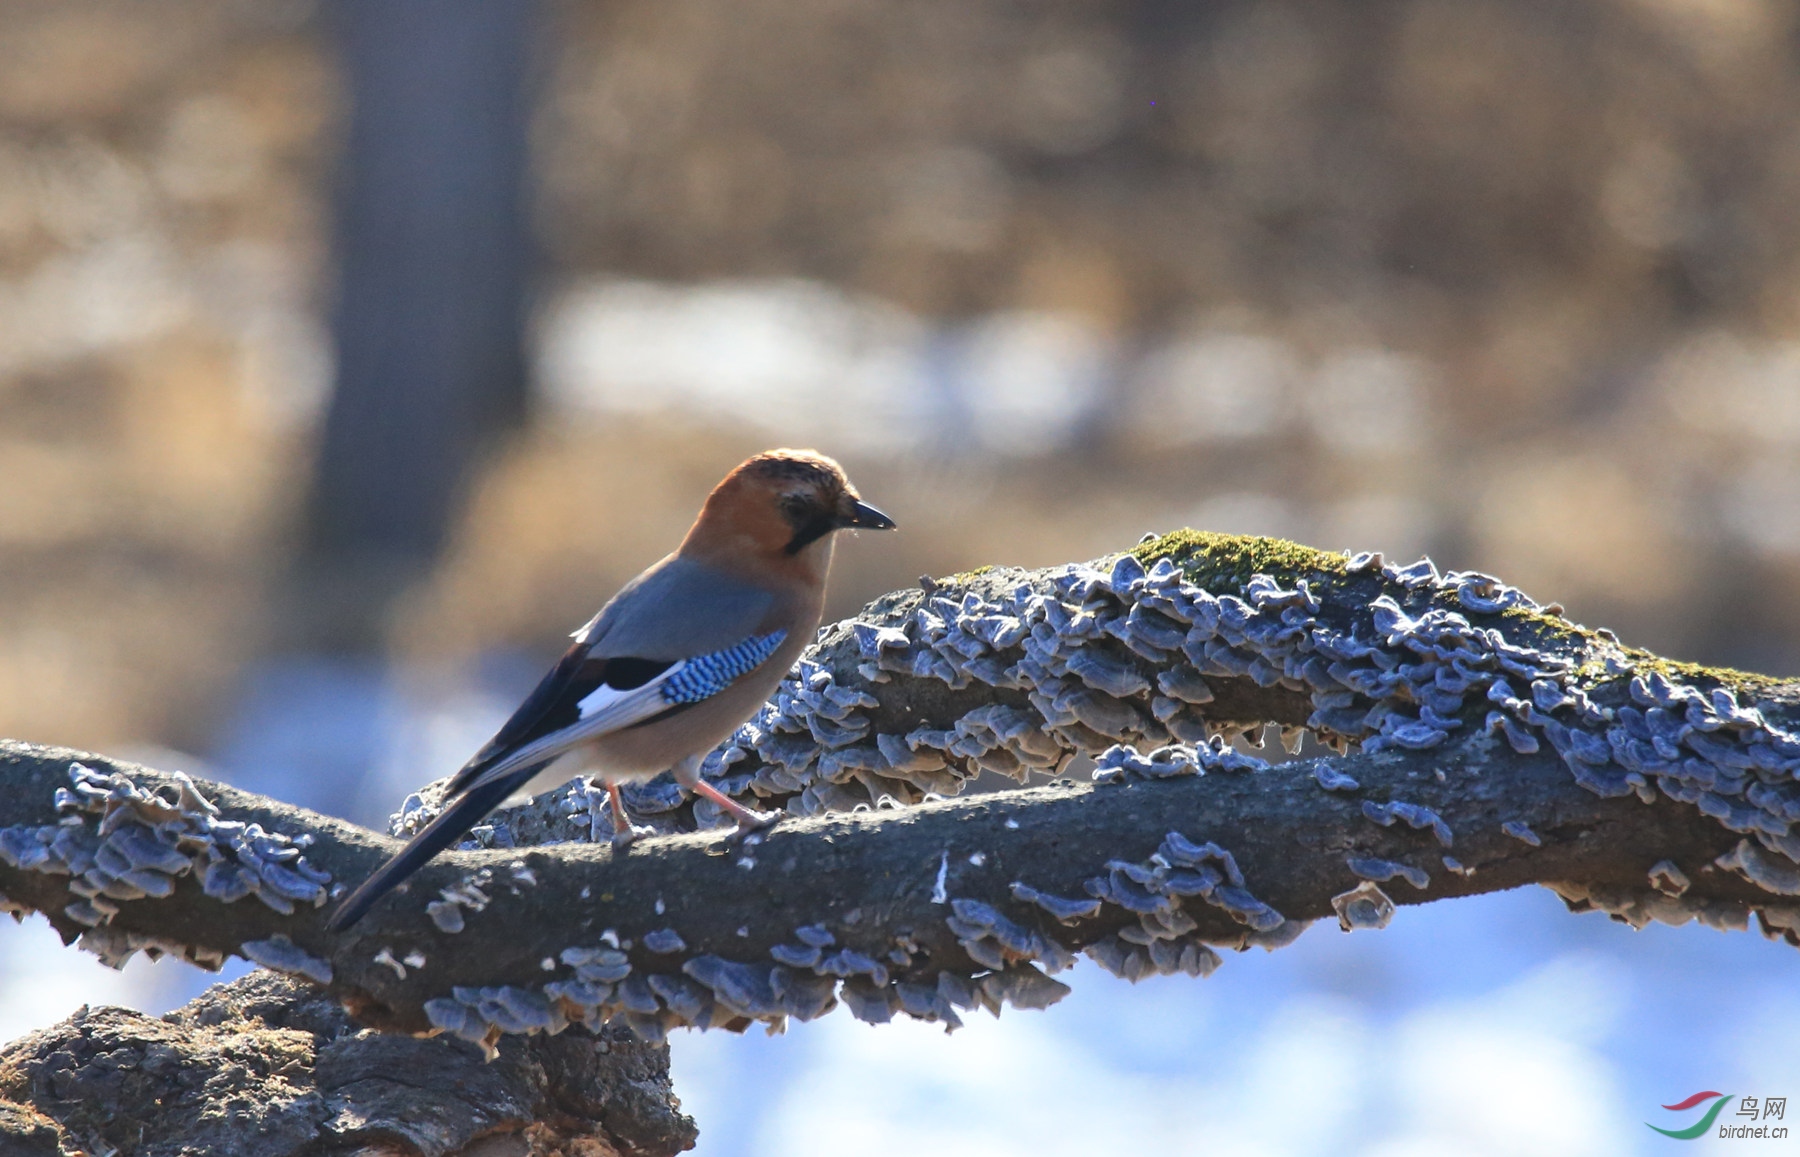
[1,0,1798,1152]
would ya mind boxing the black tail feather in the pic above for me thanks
[326,773,529,932]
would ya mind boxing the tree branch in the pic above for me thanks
[0,970,695,1157]
[3,531,1797,1066]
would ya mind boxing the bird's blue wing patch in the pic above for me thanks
[661,631,787,705]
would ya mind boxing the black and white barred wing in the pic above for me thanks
[456,630,788,793]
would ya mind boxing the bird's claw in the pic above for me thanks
[722,809,780,846]
[738,807,781,833]
[610,822,658,850]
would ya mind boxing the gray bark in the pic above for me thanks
[0,970,693,1157]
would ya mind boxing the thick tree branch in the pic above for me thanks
[3,531,1798,1063]
[0,971,695,1157]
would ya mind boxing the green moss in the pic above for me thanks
[1495,604,1592,649]
[1488,604,1791,698]
[1131,528,1349,594]
[940,564,996,585]
[1615,650,1791,696]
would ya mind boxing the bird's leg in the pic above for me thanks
[673,754,780,836]
[596,778,656,849]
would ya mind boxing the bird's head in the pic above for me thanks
[684,448,895,576]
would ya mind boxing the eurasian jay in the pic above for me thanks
[327,449,894,931]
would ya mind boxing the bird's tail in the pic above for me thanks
[325,773,529,932]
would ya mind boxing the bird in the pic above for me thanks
[326,448,895,931]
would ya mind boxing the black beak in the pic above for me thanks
[842,499,896,531]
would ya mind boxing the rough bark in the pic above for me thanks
[0,971,695,1157]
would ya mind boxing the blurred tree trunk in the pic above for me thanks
[298,0,539,652]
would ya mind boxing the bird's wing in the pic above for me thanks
[445,556,780,797]
[450,627,788,795]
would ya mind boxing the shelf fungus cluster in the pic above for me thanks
[689,549,1583,817]
[422,916,1072,1056]
[1062,831,1301,984]
[0,761,332,969]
